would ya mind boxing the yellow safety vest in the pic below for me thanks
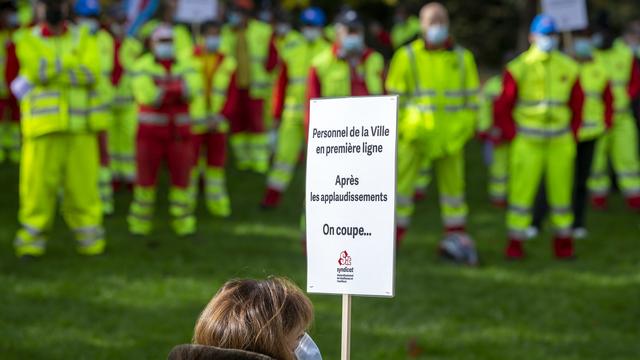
[578,58,609,141]
[508,46,579,140]
[191,52,236,134]
[478,74,503,133]
[280,32,330,118]
[16,24,101,138]
[386,39,480,156]
[595,43,633,115]
[311,47,384,98]
[220,20,274,99]
[115,36,143,108]
[87,28,115,130]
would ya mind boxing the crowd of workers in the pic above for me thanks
[2,0,639,263]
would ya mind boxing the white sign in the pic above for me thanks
[306,96,398,298]
[542,0,588,32]
[176,0,218,24]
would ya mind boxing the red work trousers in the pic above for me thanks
[136,124,193,189]
[192,131,227,168]
[230,89,265,134]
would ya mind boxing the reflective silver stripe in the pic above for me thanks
[32,91,61,101]
[133,200,153,208]
[517,126,570,138]
[444,104,467,112]
[396,196,413,206]
[80,66,95,85]
[267,178,287,191]
[551,207,571,215]
[581,120,601,128]
[614,108,631,115]
[617,171,640,178]
[445,88,479,97]
[70,108,88,116]
[206,179,225,187]
[490,176,508,183]
[129,213,153,221]
[170,201,190,209]
[206,193,226,201]
[39,58,47,82]
[139,113,169,125]
[272,162,294,172]
[612,80,627,87]
[409,104,436,112]
[90,104,111,113]
[590,171,607,178]
[31,106,60,116]
[22,224,42,236]
[69,70,78,85]
[211,87,227,97]
[554,227,572,237]
[508,205,530,215]
[584,91,601,98]
[250,56,266,62]
[191,117,208,126]
[440,195,465,207]
[396,216,411,227]
[251,81,271,89]
[517,99,566,107]
[508,229,527,240]
[14,236,46,249]
[622,187,640,196]
[55,57,62,74]
[115,96,134,104]
[289,77,306,85]
[415,89,437,96]
[443,215,466,227]
[176,114,191,125]
[284,104,304,111]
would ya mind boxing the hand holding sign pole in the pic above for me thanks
[305,96,398,360]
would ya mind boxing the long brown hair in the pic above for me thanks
[193,277,314,360]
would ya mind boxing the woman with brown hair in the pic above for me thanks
[168,277,322,360]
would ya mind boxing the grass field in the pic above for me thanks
[1,141,639,359]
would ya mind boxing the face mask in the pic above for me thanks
[154,42,174,60]
[294,333,322,360]
[45,5,65,26]
[573,38,593,58]
[342,34,364,54]
[303,27,321,41]
[7,13,18,27]
[426,25,448,45]
[204,35,221,52]
[591,33,604,49]
[79,18,99,34]
[276,23,291,36]
[228,12,242,27]
[258,10,272,23]
[111,23,124,37]
[535,35,558,52]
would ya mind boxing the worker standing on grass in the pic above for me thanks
[261,6,330,209]
[189,20,239,218]
[531,29,614,240]
[74,0,116,216]
[127,25,201,237]
[12,0,105,258]
[386,2,480,263]
[494,14,584,260]
[221,0,278,174]
[587,21,640,211]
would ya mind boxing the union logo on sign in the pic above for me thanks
[338,250,352,266]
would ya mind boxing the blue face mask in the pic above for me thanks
[204,35,221,52]
[228,12,243,27]
[591,33,604,48]
[426,25,448,45]
[154,42,174,60]
[573,38,593,58]
[341,34,364,54]
[302,27,322,41]
[294,333,322,360]
[535,34,558,52]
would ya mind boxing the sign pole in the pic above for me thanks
[341,294,352,360]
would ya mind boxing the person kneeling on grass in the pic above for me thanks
[168,277,322,360]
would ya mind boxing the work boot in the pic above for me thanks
[553,236,575,259]
[505,239,524,260]
[590,195,607,210]
[260,187,282,209]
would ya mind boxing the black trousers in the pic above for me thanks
[532,139,597,230]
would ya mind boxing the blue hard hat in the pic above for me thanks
[74,0,101,17]
[530,14,557,35]
[300,6,326,27]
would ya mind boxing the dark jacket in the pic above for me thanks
[168,344,277,360]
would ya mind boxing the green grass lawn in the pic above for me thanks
[1,141,639,359]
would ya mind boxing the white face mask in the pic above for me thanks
[426,25,448,45]
[294,333,322,360]
[204,35,221,52]
[276,23,291,36]
[535,34,558,52]
[341,34,364,54]
[154,42,175,60]
[79,18,99,34]
[303,27,322,41]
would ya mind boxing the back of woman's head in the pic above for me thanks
[193,277,314,360]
